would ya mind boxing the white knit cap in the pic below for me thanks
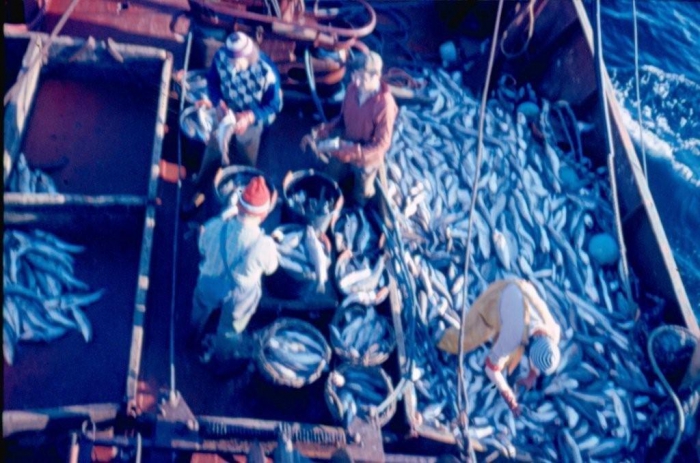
[225,32,255,59]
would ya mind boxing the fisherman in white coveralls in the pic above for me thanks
[438,279,562,416]
[191,176,278,369]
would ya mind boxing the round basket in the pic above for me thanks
[325,364,396,428]
[330,303,396,366]
[267,225,332,299]
[282,169,344,234]
[179,105,215,143]
[181,70,210,105]
[213,166,277,212]
[331,208,382,255]
[256,318,331,388]
[334,250,389,304]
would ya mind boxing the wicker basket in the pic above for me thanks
[330,303,396,367]
[256,318,331,388]
[325,363,396,428]
[334,250,389,305]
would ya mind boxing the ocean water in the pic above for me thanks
[593,0,700,318]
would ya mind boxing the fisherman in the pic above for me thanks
[300,50,398,205]
[437,279,562,416]
[191,176,278,371]
[183,31,283,217]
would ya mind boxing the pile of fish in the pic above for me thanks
[5,153,58,194]
[4,229,105,365]
[335,250,388,298]
[329,304,395,366]
[327,365,393,428]
[381,68,665,460]
[273,224,331,293]
[333,208,382,255]
[259,319,330,387]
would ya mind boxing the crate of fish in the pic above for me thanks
[268,224,332,298]
[282,169,344,234]
[3,217,143,411]
[213,165,277,211]
[256,317,332,388]
[334,249,389,305]
[325,364,396,428]
[329,303,396,367]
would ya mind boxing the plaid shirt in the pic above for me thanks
[207,50,282,127]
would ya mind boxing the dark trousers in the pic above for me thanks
[325,158,380,206]
[192,123,264,197]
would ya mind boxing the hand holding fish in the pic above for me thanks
[300,133,318,153]
[195,98,213,109]
[234,110,255,135]
[516,368,538,390]
[331,143,361,163]
[501,389,522,418]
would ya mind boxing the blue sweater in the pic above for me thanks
[207,50,283,127]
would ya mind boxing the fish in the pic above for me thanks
[377,68,661,460]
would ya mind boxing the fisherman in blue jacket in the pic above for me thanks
[183,31,283,217]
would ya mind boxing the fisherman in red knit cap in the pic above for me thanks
[191,176,278,372]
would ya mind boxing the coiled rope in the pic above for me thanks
[647,324,695,463]
[457,1,505,461]
[631,0,648,180]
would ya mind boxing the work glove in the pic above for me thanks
[501,389,522,418]
[234,110,255,135]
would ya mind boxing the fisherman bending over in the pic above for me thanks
[183,32,283,217]
[301,50,398,206]
[191,177,278,371]
[438,279,562,416]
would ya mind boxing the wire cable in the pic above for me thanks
[456,1,505,461]
[631,0,648,180]
[169,32,193,400]
[593,0,635,312]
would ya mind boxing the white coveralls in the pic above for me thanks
[192,215,278,363]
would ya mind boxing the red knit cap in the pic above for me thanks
[239,176,270,216]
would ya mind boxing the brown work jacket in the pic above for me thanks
[437,279,560,373]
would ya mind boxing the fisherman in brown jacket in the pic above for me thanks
[301,50,398,205]
[438,279,562,416]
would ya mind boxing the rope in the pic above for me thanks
[4,0,82,106]
[593,0,635,311]
[304,48,327,123]
[499,0,536,59]
[632,0,648,181]
[457,1,505,460]
[169,32,193,399]
[647,325,692,463]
